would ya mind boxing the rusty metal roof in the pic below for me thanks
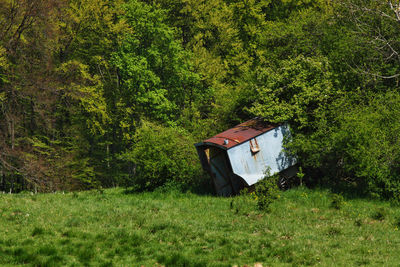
[195,118,277,150]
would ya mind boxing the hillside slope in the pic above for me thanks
[0,188,400,266]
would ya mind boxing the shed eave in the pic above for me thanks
[194,142,229,150]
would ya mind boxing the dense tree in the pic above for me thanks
[1,0,400,198]
[0,0,65,191]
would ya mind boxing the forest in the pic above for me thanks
[1,0,400,200]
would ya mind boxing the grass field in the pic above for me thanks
[1,187,400,266]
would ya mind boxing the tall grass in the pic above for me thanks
[0,187,400,266]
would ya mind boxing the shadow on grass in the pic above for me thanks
[123,178,215,196]
[302,173,377,202]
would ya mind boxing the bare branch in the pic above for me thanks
[389,0,400,21]
[360,6,398,21]
[347,63,400,79]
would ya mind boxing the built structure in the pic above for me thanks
[195,118,297,196]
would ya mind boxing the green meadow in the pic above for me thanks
[1,187,400,266]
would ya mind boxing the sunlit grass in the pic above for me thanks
[0,187,400,266]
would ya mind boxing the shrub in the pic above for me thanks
[297,166,305,186]
[330,193,344,210]
[253,173,280,211]
[290,91,400,200]
[120,120,203,191]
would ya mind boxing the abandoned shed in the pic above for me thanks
[194,118,297,196]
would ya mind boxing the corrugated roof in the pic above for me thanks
[196,118,277,150]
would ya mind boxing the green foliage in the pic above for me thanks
[112,0,202,125]
[253,173,280,211]
[120,120,203,191]
[394,216,400,229]
[0,45,8,85]
[20,136,99,191]
[330,193,344,210]
[249,55,336,128]
[255,0,329,21]
[1,0,400,197]
[56,60,109,135]
[291,91,400,200]
[333,0,400,88]
[297,166,305,186]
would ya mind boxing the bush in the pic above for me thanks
[120,120,203,191]
[330,193,344,210]
[253,173,280,211]
[290,91,400,200]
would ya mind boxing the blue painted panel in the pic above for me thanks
[227,125,296,186]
